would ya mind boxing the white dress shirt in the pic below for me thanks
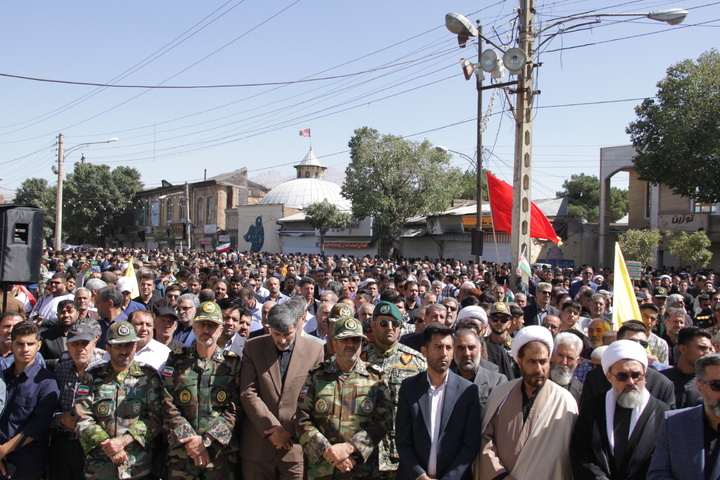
[427,371,449,477]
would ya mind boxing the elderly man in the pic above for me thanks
[453,328,506,412]
[649,354,720,479]
[174,293,198,347]
[587,318,611,349]
[361,301,426,478]
[477,325,578,480]
[550,332,584,405]
[571,340,670,480]
[523,282,560,326]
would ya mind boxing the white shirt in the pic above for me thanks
[427,372,449,477]
[132,339,171,372]
[30,292,74,322]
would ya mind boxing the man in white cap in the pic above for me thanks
[570,339,670,480]
[476,325,578,480]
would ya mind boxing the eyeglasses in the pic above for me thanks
[700,380,720,392]
[609,371,645,383]
[166,294,180,299]
[376,319,402,328]
[542,323,559,331]
[490,315,511,323]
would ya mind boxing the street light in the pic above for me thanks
[54,133,118,249]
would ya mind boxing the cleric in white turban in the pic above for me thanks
[510,325,554,363]
[601,339,648,374]
[456,305,488,325]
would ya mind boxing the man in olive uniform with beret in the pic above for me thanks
[161,301,242,479]
[75,320,164,479]
[297,316,393,480]
[361,301,426,478]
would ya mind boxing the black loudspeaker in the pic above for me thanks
[471,229,484,256]
[0,205,44,284]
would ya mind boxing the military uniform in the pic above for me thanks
[297,317,393,480]
[361,302,426,476]
[75,322,164,480]
[161,301,242,479]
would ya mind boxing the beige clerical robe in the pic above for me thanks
[475,379,578,480]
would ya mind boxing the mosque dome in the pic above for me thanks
[258,149,351,210]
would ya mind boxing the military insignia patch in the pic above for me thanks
[81,374,92,385]
[95,401,111,416]
[216,389,227,403]
[300,386,309,396]
[340,306,352,317]
[117,324,131,336]
[203,303,217,313]
[132,400,142,414]
[400,353,412,365]
[162,366,174,377]
[380,304,390,314]
[345,319,357,330]
[360,398,374,413]
[77,385,90,396]
[179,389,192,404]
[315,398,329,413]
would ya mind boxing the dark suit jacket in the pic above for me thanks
[571,393,669,480]
[40,326,68,371]
[238,334,324,462]
[396,371,482,480]
[648,405,720,480]
[580,365,676,409]
[225,333,246,359]
[523,302,560,326]
[400,333,423,353]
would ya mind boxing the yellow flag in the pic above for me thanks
[124,256,140,298]
[611,243,642,330]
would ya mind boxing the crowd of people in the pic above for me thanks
[0,246,717,479]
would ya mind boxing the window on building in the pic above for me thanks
[179,197,187,221]
[206,196,216,224]
[196,198,204,226]
[693,201,718,213]
[166,198,173,224]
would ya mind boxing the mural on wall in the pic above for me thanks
[243,216,264,252]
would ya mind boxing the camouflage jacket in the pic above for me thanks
[296,359,392,479]
[361,342,426,471]
[161,345,241,452]
[75,360,163,479]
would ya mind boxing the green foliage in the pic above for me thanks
[451,169,490,201]
[618,229,662,267]
[342,127,460,257]
[62,163,143,245]
[305,200,352,256]
[14,177,56,240]
[665,230,712,268]
[556,173,629,223]
[152,230,174,247]
[627,50,720,203]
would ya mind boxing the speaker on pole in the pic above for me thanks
[471,229,484,256]
[0,205,44,284]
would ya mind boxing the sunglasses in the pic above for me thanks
[538,291,552,296]
[176,306,194,311]
[446,306,458,312]
[609,371,644,382]
[490,316,511,323]
[700,380,720,392]
[627,339,650,349]
[376,319,402,328]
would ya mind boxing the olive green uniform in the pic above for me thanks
[75,360,164,480]
[161,345,242,479]
[296,359,393,480]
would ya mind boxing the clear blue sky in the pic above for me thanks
[1,0,718,203]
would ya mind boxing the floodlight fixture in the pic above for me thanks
[503,48,527,75]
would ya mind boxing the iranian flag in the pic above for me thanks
[299,128,311,137]
[216,242,231,253]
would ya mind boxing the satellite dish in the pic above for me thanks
[480,49,500,73]
[503,48,527,75]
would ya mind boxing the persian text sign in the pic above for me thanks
[658,213,708,232]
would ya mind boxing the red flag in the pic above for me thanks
[299,129,311,137]
[486,172,561,243]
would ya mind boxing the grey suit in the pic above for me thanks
[648,405,720,480]
[472,367,507,413]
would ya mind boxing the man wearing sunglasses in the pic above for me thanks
[571,339,670,480]
[361,301,425,479]
[485,303,517,381]
[522,282,560,327]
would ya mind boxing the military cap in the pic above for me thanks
[652,286,668,298]
[373,301,403,323]
[106,320,140,344]
[489,302,511,316]
[67,323,96,344]
[329,303,355,322]
[333,317,368,341]
[194,301,223,325]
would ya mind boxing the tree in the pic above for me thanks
[618,229,662,267]
[305,200,352,256]
[62,163,143,245]
[451,169,490,201]
[627,50,720,203]
[665,230,712,268]
[14,178,56,241]
[342,127,460,257]
[556,173,629,223]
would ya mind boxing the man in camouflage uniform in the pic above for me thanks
[75,320,164,480]
[361,301,426,479]
[161,301,241,479]
[297,316,393,480]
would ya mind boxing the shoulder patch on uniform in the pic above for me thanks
[76,385,90,396]
[178,389,192,404]
[225,351,238,357]
[300,386,309,396]
[400,353,412,365]
[162,366,174,377]
[173,348,184,355]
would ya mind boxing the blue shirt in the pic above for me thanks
[96,312,129,349]
[0,351,47,371]
[0,359,59,477]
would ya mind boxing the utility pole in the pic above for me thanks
[474,24,484,266]
[510,0,535,288]
[185,181,192,250]
[55,133,64,249]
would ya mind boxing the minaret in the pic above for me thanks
[295,148,327,179]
